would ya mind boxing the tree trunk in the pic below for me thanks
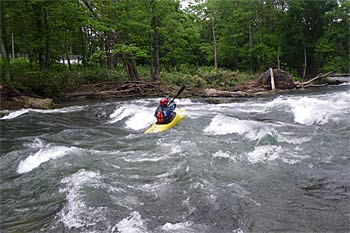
[80,27,86,67]
[249,23,253,72]
[277,46,281,70]
[149,1,155,79]
[148,30,154,78]
[0,30,11,84]
[151,16,160,80]
[150,12,160,81]
[131,58,140,81]
[43,8,50,71]
[65,30,71,70]
[303,47,307,79]
[11,33,14,59]
[269,68,276,90]
[32,5,44,70]
[125,60,137,81]
[105,32,113,69]
[211,15,217,69]
[123,53,139,81]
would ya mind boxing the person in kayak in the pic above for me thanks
[154,98,176,124]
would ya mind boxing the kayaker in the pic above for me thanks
[154,98,176,124]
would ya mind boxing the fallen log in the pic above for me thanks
[64,81,172,100]
[202,88,250,97]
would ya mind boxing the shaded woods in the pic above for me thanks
[0,0,349,103]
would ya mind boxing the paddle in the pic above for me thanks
[169,86,185,105]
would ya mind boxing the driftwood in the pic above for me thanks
[202,88,250,97]
[295,71,334,88]
[64,81,175,99]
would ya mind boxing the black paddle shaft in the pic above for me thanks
[169,86,185,104]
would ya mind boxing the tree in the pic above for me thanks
[0,0,11,83]
[282,0,338,78]
[315,0,350,73]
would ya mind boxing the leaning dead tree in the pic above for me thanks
[294,71,334,88]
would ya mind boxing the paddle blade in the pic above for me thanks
[170,86,185,104]
[178,86,185,95]
[175,86,185,98]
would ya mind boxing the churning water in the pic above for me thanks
[1,85,349,233]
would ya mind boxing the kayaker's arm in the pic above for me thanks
[163,103,176,117]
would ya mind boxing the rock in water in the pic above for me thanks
[23,97,53,109]
[0,85,54,110]
[258,69,295,89]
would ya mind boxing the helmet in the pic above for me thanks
[160,98,168,106]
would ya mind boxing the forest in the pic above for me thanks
[0,0,349,99]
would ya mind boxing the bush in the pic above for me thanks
[160,66,254,89]
[0,58,130,98]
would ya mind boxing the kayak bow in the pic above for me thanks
[144,109,186,134]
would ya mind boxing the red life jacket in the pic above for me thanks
[156,111,164,123]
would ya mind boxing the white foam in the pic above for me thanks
[59,169,107,229]
[17,146,79,174]
[204,115,274,140]
[175,98,202,106]
[233,228,245,233]
[23,138,45,149]
[108,104,154,130]
[0,106,85,120]
[111,211,147,233]
[122,155,170,163]
[157,140,184,154]
[266,91,350,125]
[108,105,138,123]
[36,105,86,114]
[277,134,311,144]
[212,150,230,158]
[288,97,337,125]
[125,109,155,130]
[0,109,29,120]
[246,145,282,163]
[161,222,193,231]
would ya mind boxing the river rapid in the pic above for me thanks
[1,85,349,233]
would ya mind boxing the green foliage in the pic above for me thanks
[0,58,129,98]
[113,44,147,58]
[315,0,350,73]
[1,0,347,98]
[161,66,254,89]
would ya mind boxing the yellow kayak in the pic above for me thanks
[144,109,186,134]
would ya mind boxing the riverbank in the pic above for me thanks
[1,69,348,110]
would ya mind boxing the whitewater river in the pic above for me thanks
[1,85,349,233]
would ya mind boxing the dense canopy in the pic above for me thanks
[0,0,349,91]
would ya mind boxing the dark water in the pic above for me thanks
[1,85,349,233]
